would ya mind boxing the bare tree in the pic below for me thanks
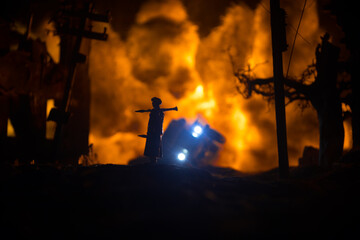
[231,33,347,167]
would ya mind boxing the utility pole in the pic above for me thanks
[270,0,289,178]
[49,1,109,164]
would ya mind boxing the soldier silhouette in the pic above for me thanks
[136,97,177,164]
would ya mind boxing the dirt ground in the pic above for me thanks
[1,156,359,239]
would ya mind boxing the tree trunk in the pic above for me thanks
[327,0,360,151]
[316,100,344,167]
[314,35,344,167]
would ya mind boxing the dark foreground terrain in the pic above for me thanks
[1,157,360,239]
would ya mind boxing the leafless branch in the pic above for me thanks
[232,54,317,112]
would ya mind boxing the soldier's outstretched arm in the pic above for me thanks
[135,109,152,113]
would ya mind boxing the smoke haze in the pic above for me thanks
[86,0,339,172]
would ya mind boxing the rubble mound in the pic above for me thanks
[1,161,359,238]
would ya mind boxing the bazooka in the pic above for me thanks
[135,97,177,163]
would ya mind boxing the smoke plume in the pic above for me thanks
[87,0,345,171]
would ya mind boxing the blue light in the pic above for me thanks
[177,149,188,161]
[192,125,203,138]
[192,132,199,138]
[177,153,186,161]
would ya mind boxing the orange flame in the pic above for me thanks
[87,0,322,171]
[35,0,351,172]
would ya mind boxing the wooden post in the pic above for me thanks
[270,0,289,178]
[51,2,109,164]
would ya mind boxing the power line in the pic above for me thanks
[259,2,270,13]
[287,24,312,45]
[285,0,307,78]
[259,1,312,46]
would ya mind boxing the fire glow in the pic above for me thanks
[83,0,351,172]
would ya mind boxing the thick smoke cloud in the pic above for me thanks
[15,0,349,171]
[87,0,328,171]
[93,0,261,39]
[88,0,202,164]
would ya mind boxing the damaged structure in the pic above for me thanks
[0,0,109,165]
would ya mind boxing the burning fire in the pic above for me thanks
[35,0,350,172]
[87,0,325,172]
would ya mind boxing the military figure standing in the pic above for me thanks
[136,97,177,163]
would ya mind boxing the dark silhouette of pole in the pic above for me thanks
[50,2,109,163]
[270,0,289,178]
[51,3,89,163]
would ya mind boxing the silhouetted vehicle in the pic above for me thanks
[162,118,225,167]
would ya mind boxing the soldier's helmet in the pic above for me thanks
[151,97,162,106]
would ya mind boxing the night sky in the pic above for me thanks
[1,0,261,37]
[1,0,356,63]
[1,0,355,51]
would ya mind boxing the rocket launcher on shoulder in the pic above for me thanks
[135,106,178,113]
